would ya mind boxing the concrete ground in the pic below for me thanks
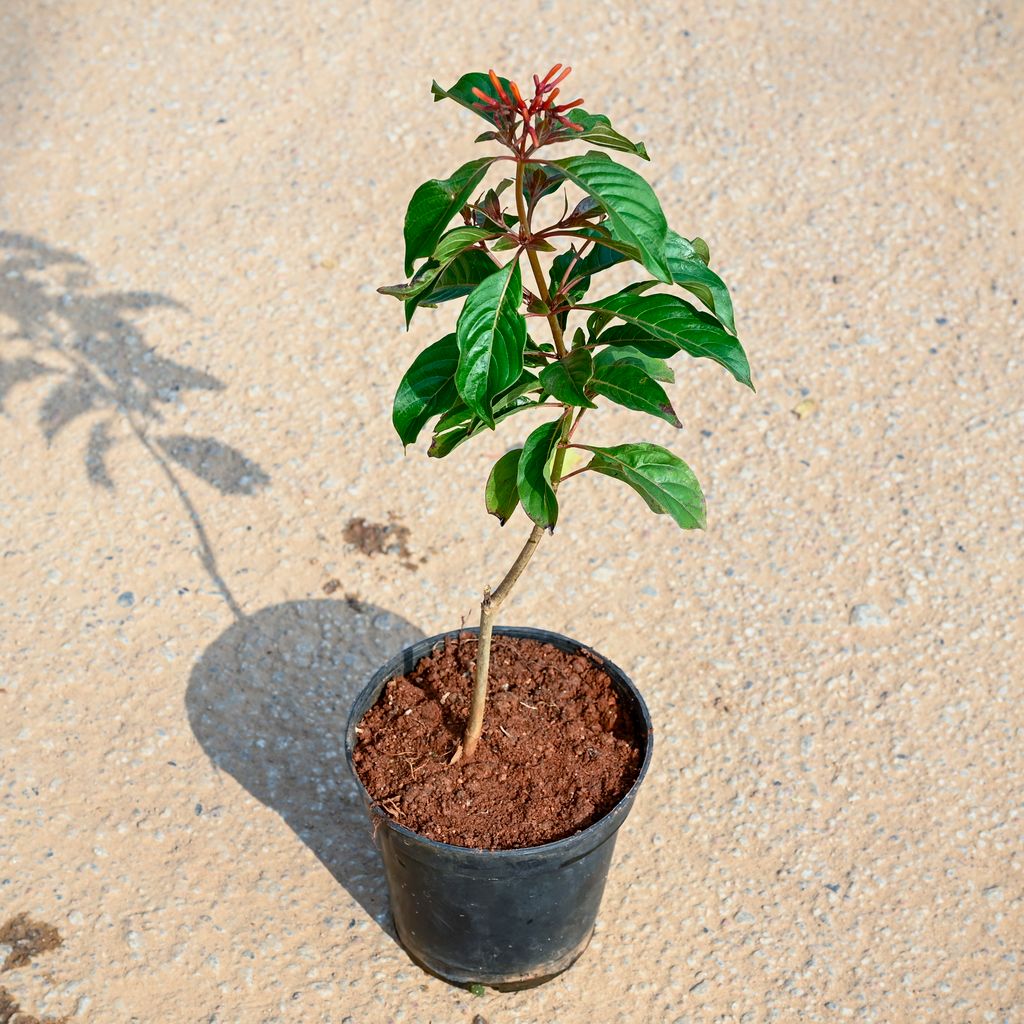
[1,1,1021,1022]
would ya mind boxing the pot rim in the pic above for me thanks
[344,624,654,860]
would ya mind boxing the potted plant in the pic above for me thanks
[345,66,752,989]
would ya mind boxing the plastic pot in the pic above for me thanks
[344,625,653,989]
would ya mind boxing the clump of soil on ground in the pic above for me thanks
[352,634,643,849]
[0,915,62,972]
[343,515,418,570]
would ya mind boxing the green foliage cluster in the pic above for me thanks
[380,68,752,536]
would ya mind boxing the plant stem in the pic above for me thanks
[456,149,575,763]
[457,429,570,762]
[458,525,543,761]
[514,158,567,360]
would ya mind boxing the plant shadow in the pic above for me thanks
[185,598,425,931]
[1,230,270,618]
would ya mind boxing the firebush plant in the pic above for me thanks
[380,67,752,760]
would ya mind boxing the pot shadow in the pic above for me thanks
[185,598,424,930]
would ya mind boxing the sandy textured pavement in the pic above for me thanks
[2,2,1022,1022]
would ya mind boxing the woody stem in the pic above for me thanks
[459,418,571,762]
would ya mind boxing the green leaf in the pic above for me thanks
[433,374,539,433]
[576,241,632,279]
[496,371,542,405]
[666,230,736,333]
[579,442,705,529]
[392,334,460,447]
[550,241,636,321]
[432,225,495,264]
[690,237,710,264]
[596,327,677,359]
[429,376,541,458]
[383,244,494,310]
[568,226,643,264]
[567,109,649,160]
[431,72,514,125]
[561,229,737,334]
[485,448,523,525]
[590,361,680,427]
[404,158,494,275]
[518,419,562,531]
[455,261,528,426]
[547,152,671,284]
[405,249,498,325]
[490,236,521,252]
[585,281,656,338]
[539,348,596,408]
[378,277,433,302]
[582,291,753,388]
[594,346,674,383]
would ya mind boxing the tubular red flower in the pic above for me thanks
[471,86,500,108]
[540,63,563,87]
[488,69,510,104]
[545,66,572,90]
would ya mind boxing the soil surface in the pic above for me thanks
[352,635,643,849]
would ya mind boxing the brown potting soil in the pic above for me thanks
[351,634,643,850]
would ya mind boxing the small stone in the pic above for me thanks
[849,604,889,627]
[857,333,882,346]
[117,591,135,607]
[792,398,818,419]
[982,885,1003,901]
[689,979,708,994]
[735,910,755,924]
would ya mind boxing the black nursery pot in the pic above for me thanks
[344,626,654,989]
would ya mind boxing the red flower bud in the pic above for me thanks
[488,69,510,104]
[545,66,572,90]
[540,63,563,87]
[471,86,500,108]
